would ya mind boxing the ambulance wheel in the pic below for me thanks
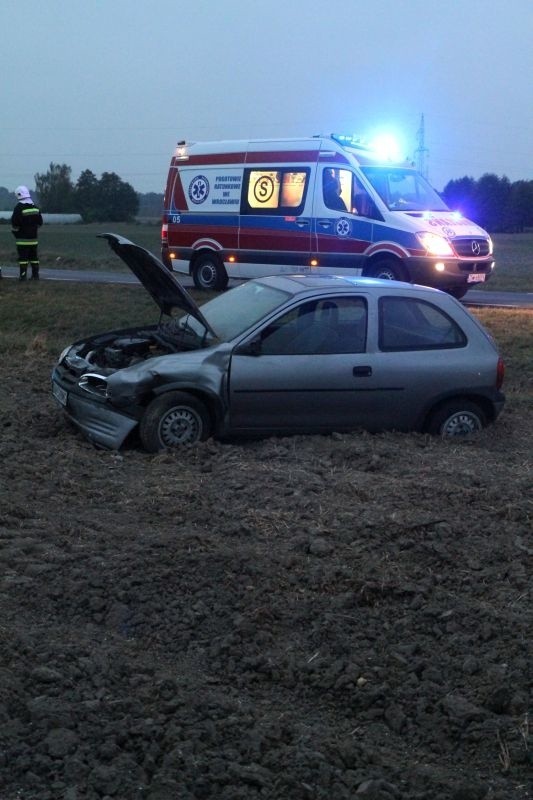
[448,286,468,300]
[192,253,228,291]
[365,258,406,282]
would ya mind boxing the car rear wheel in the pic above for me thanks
[192,253,228,291]
[427,400,487,438]
[365,258,406,282]
[140,392,211,451]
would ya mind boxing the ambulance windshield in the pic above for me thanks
[361,167,449,212]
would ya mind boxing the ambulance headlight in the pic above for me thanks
[416,232,454,257]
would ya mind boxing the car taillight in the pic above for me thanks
[496,357,505,389]
[161,223,168,244]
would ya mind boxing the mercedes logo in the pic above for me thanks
[471,241,481,255]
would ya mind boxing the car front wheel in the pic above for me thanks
[139,392,211,451]
[427,400,487,438]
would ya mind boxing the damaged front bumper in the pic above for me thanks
[52,369,138,450]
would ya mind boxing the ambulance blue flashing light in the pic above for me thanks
[330,133,404,163]
[330,133,374,151]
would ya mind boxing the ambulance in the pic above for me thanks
[161,134,494,296]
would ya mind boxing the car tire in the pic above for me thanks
[427,400,487,438]
[365,258,406,282]
[139,392,211,451]
[192,253,228,291]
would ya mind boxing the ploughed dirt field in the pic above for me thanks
[1,347,532,800]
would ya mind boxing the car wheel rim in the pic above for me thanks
[159,407,201,446]
[377,269,395,280]
[442,411,482,437]
[199,263,216,288]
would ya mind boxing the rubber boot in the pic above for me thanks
[19,266,27,281]
[31,264,40,281]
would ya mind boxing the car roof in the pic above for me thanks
[255,273,442,297]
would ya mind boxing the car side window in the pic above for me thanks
[260,297,367,355]
[379,297,467,351]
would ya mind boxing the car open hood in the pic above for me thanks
[98,233,217,336]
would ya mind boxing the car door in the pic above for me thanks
[228,295,392,434]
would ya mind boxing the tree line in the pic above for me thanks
[0,163,163,221]
[441,174,533,232]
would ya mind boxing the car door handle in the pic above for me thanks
[317,219,332,229]
[353,366,372,377]
[295,219,310,227]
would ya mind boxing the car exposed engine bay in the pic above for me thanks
[64,317,209,375]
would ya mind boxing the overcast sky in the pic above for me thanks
[1,0,532,194]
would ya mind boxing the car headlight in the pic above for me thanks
[79,373,109,398]
[416,232,455,257]
[57,345,72,365]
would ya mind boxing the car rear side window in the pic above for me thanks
[379,297,467,351]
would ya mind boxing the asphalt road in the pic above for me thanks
[1,264,532,308]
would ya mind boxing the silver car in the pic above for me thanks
[51,234,505,451]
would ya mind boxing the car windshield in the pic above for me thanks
[361,166,449,212]
[191,281,292,342]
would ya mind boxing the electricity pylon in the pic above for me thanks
[414,114,429,179]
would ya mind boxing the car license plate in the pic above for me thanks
[52,381,68,407]
[467,273,486,283]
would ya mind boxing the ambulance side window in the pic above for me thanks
[323,169,351,212]
[322,169,381,219]
[242,169,309,215]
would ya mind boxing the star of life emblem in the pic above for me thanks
[335,218,351,237]
[189,175,210,204]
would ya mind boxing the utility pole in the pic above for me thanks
[414,114,429,179]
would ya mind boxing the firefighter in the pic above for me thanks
[11,186,43,281]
